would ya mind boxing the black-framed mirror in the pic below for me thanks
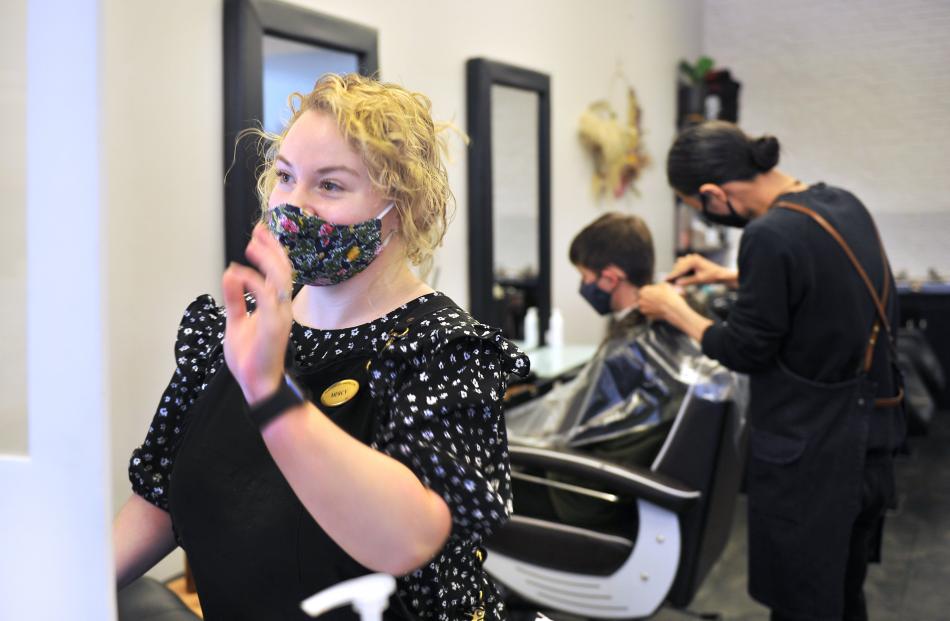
[223,0,379,266]
[466,58,551,345]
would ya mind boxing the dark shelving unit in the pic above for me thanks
[673,69,741,261]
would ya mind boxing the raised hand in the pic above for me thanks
[221,223,295,405]
[639,281,715,341]
[666,253,737,287]
[638,282,685,321]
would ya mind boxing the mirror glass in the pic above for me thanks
[466,58,550,345]
[491,84,540,285]
[490,84,540,340]
[0,0,27,455]
[262,35,359,134]
[225,1,377,267]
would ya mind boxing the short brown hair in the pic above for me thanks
[568,212,654,286]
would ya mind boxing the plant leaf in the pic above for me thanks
[678,60,694,78]
[694,56,714,81]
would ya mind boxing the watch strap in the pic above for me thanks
[247,374,306,430]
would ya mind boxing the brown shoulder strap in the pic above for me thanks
[774,201,903,407]
[774,201,892,335]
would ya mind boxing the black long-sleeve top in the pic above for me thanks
[701,183,905,452]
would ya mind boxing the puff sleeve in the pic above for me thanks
[371,316,529,541]
[128,295,226,510]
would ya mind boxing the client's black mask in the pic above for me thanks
[579,280,613,315]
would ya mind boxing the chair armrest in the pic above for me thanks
[117,577,202,621]
[510,445,700,513]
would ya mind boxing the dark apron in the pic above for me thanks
[168,296,455,621]
[745,202,903,619]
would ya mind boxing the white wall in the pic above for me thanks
[97,0,701,581]
[1,0,114,618]
[103,0,224,579]
[0,0,27,455]
[706,0,950,278]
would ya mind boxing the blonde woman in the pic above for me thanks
[114,73,528,620]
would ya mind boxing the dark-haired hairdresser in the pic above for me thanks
[639,121,904,621]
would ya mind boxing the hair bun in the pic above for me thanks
[750,135,780,171]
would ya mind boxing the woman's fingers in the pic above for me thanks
[675,274,702,287]
[245,224,293,307]
[638,285,663,317]
[667,266,697,284]
[668,254,724,286]
[222,261,267,318]
[221,260,289,404]
[666,254,699,282]
[222,263,249,327]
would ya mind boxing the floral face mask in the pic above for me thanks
[265,202,396,286]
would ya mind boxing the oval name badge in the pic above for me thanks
[320,379,360,408]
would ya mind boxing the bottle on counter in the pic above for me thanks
[546,308,564,347]
[523,306,539,349]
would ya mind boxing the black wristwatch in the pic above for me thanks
[247,373,307,430]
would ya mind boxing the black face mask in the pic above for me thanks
[579,280,613,315]
[700,192,749,228]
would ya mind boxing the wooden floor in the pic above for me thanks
[166,575,203,618]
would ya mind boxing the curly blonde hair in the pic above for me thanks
[250,73,457,274]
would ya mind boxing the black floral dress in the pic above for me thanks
[129,292,529,620]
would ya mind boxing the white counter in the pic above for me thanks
[515,342,598,379]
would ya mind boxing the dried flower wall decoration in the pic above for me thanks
[578,86,649,199]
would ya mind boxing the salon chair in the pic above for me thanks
[897,327,946,436]
[485,384,745,619]
[899,349,936,436]
[117,576,202,621]
[898,328,946,400]
[117,574,397,621]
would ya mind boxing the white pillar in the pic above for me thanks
[0,0,114,619]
